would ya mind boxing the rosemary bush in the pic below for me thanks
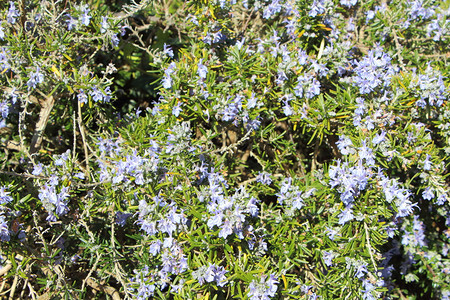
[0,0,449,299]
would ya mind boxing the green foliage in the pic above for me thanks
[0,0,449,299]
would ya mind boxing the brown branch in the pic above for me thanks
[85,278,121,300]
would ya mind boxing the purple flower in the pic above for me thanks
[111,34,120,47]
[306,77,321,99]
[436,194,447,205]
[66,14,77,30]
[115,211,132,226]
[27,67,44,89]
[100,16,109,33]
[236,38,245,50]
[297,50,308,65]
[358,141,375,166]
[361,279,377,300]
[162,62,176,89]
[197,59,208,79]
[0,25,5,40]
[309,0,325,17]
[338,207,354,225]
[355,97,365,116]
[423,154,432,171]
[193,263,228,287]
[38,183,69,222]
[340,0,357,7]
[7,1,20,24]
[218,219,233,239]
[422,187,434,201]
[0,187,13,205]
[336,135,355,155]
[0,214,10,242]
[163,43,174,58]
[372,131,386,145]
[149,239,162,256]
[275,70,288,86]
[355,262,368,279]
[172,102,182,117]
[395,192,417,218]
[352,49,394,94]
[247,94,259,109]
[256,172,272,185]
[32,163,43,176]
[89,87,111,102]
[74,172,85,179]
[282,100,293,116]
[80,6,91,26]
[323,251,336,267]
[412,215,427,247]
[207,211,223,228]
[326,227,339,240]
[263,0,282,19]
[78,89,88,104]
[247,274,279,300]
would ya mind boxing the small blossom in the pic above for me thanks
[163,43,174,58]
[172,102,182,117]
[66,14,78,30]
[340,0,357,7]
[78,89,88,104]
[116,211,132,226]
[7,2,20,24]
[247,274,279,300]
[0,25,5,40]
[372,131,386,145]
[422,187,434,201]
[197,59,208,79]
[338,207,354,225]
[27,67,44,89]
[0,214,9,242]
[0,187,13,205]
[256,172,272,185]
[423,154,432,171]
[100,16,109,33]
[111,34,120,47]
[80,6,91,26]
[32,163,43,176]
[323,251,337,267]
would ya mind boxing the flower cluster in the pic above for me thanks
[0,0,449,299]
[192,263,228,287]
[247,274,279,300]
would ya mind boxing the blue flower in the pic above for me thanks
[309,0,325,17]
[0,25,5,40]
[323,250,336,267]
[423,154,432,170]
[247,274,279,300]
[256,172,272,185]
[338,206,354,225]
[100,16,109,33]
[80,6,91,26]
[172,102,182,117]
[77,89,88,104]
[340,0,357,8]
[372,130,386,145]
[163,43,174,58]
[197,59,208,79]
[0,214,9,242]
[422,187,434,201]
[7,1,20,24]
[263,0,282,19]
[27,67,44,89]
[65,14,77,30]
